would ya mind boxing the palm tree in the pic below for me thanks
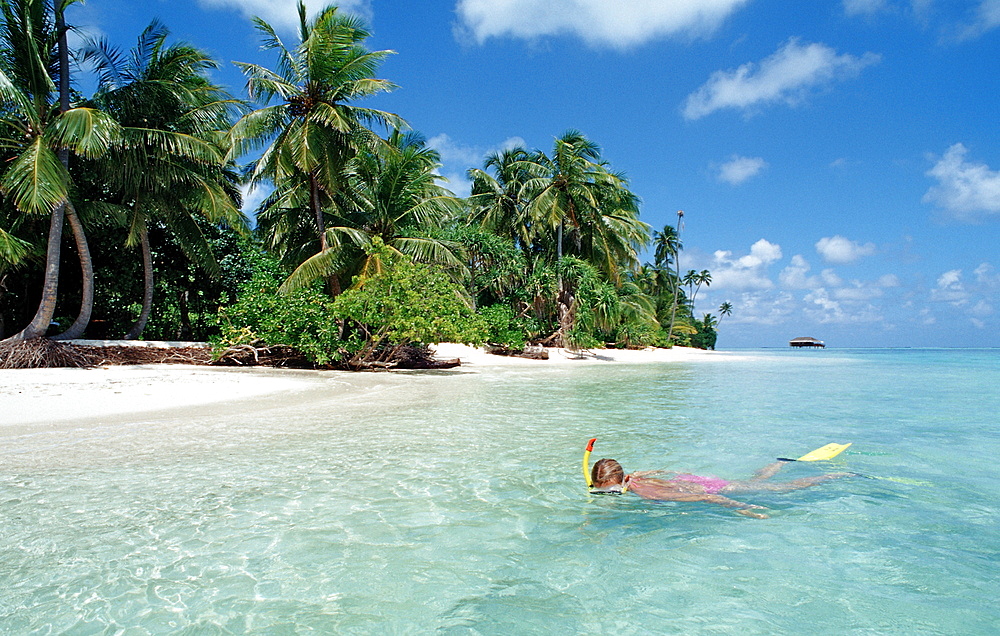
[718,301,733,326]
[278,130,465,293]
[520,131,605,263]
[467,146,535,253]
[691,269,712,307]
[518,131,648,345]
[0,0,117,342]
[662,210,684,343]
[81,20,245,338]
[230,1,403,296]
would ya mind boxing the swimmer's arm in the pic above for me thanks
[632,486,769,519]
[630,470,675,477]
[699,494,770,519]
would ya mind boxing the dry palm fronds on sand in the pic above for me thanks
[0,338,212,369]
[0,338,96,369]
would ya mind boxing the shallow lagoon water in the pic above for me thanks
[2,349,999,633]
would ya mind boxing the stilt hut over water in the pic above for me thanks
[789,337,825,348]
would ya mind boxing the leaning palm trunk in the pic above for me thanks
[51,201,94,340]
[125,225,154,340]
[4,203,66,342]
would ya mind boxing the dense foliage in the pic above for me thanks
[0,0,726,365]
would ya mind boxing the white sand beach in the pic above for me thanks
[1,344,729,429]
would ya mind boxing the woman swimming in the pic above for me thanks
[590,457,850,519]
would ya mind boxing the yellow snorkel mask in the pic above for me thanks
[583,438,628,494]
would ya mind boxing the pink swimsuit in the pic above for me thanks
[671,474,730,494]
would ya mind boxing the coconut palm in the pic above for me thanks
[718,301,733,326]
[278,130,464,293]
[660,210,685,343]
[0,0,117,342]
[514,132,650,345]
[230,1,403,295]
[691,269,712,306]
[81,20,245,338]
[467,146,535,253]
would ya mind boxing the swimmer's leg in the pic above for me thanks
[724,472,852,493]
[748,460,792,481]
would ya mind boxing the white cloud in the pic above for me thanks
[426,134,528,197]
[197,0,370,32]
[716,155,767,185]
[711,239,782,289]
[454,0,750,49]
[240,183,270,219]
[932,268,969,304]
[974,262,1000,286]
[969,299,993,318]
[843,0,889,16]
[727,291,797,325]
[427,133,486,168]
[956,0,1000,40]
[923,143,1000,221]
[879,274,901,287]
[815,235,877,264]
[682,38,881,120]
[937,269,962,288]
[778,254,815,289]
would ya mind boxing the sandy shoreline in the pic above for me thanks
[1,344,732,429]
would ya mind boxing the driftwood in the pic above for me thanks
[485,344,549,360]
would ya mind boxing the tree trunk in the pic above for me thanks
[125,225,154,340]
[311,173,341,297]
[52,202,94,340]
[3,202,65,342]
[51,6,93,341]
[3,3,74,343]
[178,290,192,339]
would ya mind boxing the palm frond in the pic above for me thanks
[1,136,67,215]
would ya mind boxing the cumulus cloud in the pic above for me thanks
[716,155,767,185]
[727,291,797,325]
[454,0,750,49]
[711,239,782,289]
[682,38,881,120]
[974,262,1000,286]
[923,143,1000,221]
[197,0,370,32]
[778,255,814,289]
[932,268,969,304]
[815,235,877,264]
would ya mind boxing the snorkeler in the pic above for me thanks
[588,451,851,519]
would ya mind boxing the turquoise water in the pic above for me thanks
[2,349,999,634]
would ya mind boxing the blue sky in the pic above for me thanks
[68,0,1000,348]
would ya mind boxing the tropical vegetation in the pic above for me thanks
[0,0,730,367]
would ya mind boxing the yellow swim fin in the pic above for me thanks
[791,442,852,462]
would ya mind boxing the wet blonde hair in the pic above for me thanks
[591,458,624,489]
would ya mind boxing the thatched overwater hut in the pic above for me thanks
[789,337,825,348]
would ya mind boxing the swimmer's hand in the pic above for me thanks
[737,508,769,519]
